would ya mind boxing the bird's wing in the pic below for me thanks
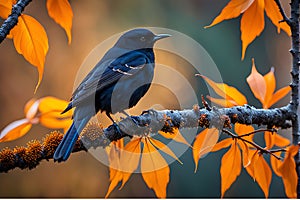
[71,50,150,107]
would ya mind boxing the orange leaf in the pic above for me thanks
[201,75,247,106]
[268,86,291,108]
[270,151,282,177]
[158,128,190,147]
[149,138,183,164]
[211,138,232,152]
[264,131,275,149]
[234,123,254,144]
[278,145,298,198]
[246,150,271,197]
[240,0,265,59]
[206,96,238,108]
[274,133,290,147]
[0,0,13,18]
[263,68,275,108]
[0,119,32,142]
[141,138,170,198]
[106,140,124,198]
[46,0,73,44]
[237,140,250,167]
[264,0,291,36]
[193,128,219,172]
[205,0,254,28]
[24,99,40,119]
[220,140,241,197]
[10,14,49,92]
[119,137,141,188]
[246,59,266,104]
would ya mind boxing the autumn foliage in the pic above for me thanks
[0,0,298,198]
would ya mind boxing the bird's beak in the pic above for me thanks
[153,33,171,42]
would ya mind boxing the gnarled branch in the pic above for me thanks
[0,104,293,173]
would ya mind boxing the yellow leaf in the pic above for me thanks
[201,75,247,106]
[141,138,170,198]
[246,59,266,104]
[268,86,291,108]
[158,128,190,147]
[270,151,282,177]
[246,150,271,197]
[278,145,298,198]
[0,119,32,142]
[205,0,255,28]
[241,0,265,59]
[119,137,141,188]
[39,96,71,114]
[263,68,275,108]
[193,128,219,172]
[220,140,241,197]
[46,0,73,44]
[10,14,49,92]
[264,0,291,36]
[39,113,72,130]
[149,138,183,164]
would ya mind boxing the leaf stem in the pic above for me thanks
[238,128,277,138]
[222,129,282,160]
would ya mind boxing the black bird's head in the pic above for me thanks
[114,28,171,50]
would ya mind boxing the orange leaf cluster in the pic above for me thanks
[105,131,187,198]
[0,96,72,142]
[206,0,291,59]
[0,0,73,91]
[196,60,295,197]
[202,59,290,109]
[247,59,291,109]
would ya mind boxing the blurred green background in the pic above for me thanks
[0,0,292,197]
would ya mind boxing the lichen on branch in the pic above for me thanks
[0,104,293,173]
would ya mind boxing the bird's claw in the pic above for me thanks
[141,109,154,115]
[113,122,122,136]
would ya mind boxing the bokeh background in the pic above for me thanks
[0,0,292,197]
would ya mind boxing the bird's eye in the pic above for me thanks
[140,36,146,42]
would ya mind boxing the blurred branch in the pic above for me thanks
[0,0,32,43]
[0,104,294,173]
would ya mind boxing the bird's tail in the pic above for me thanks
[53,117,89,162]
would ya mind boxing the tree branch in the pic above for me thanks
[0,104,293,173]
[289,0,300,197]
[0,0,32,43]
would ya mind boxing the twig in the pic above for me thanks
[201,95,211,111]
[222,129,282,160]
[0,0,32,43]
[238,128,277,138]
[274,0,292,25]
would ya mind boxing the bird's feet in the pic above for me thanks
[113,122,122,136]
